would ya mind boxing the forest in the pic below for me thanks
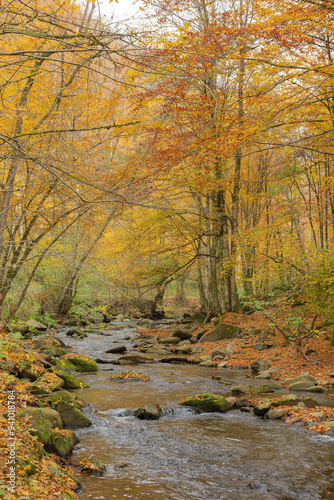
[1,1,334,499]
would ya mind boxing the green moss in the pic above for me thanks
[48,390,84,410]
[178,393,232,413]
[54,370,89,389]
[47,430,79,457]
[60,354,98,372]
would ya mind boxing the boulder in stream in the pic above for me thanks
[80,456,106,475]
[134,403,162,420]
[164,337,181,344]
[253,401,272,416]
[160,355,190,364]
[54,401,92,427]
[113,354,155,365]
[138,318,156,329]
[60,353,98,372]
[172,327,192,340]
[48,389,84,410]
[178,393,232,413]
[54,370,89,389]
[106,345,127,354]
[31,335,67,357]
[251,358,270,374]
[46,429,80,457]
[66,327,87,338]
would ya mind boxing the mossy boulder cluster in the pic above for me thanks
[18,389,91,457]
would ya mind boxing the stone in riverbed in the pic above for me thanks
[106,345,127,354]
[253,401,272,416]
[255,370,271,379]
[199,360,213,367]
[54,370,89,389]
[217,361,229,368]
[134,403,161,420]
[164,337,181,344]
[80,457,106,475]
[192,345,205,353]
[113,354,155,365]
[212,348,226,359]
[138,318,156,329]
[66,327,87,338]
[48,389,84,410]
[175,345,192,354]
[270,395,318,408]
[251,358,270,374]
[160,356,190,364]
[60,353,98,372]
[18,408,52,444]
[172,327,192,340]
[54,401,92,427]
[178,393,232,413]
[306,385,324,393]
[46,429,80,457]
[31,336,67,357]
[283,373,317,386]
[289,381,317,391]
[266,408,288,419]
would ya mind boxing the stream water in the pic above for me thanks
[57,323,334,500]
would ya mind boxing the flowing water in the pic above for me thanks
[57,324,334,500]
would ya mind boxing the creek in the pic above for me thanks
[57,323,334,500]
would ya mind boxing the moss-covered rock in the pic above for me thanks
[178,393,232,413]
[270,395,318,408]
[18,363,45,381]
[54,401,92,427]
[19,408,53,444]
[134,403,161,420]
[66,327,87,338]
[29,372,64,394]
[253,401,272,416]
[60,353,98,372]
[80,456,106,475]
[55,359,77,371]
[18,406,62,429]
[46,429,80,457]
[54,370,89,389]
[31,336,67,357]
[48,390,84,410]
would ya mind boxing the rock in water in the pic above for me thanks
[178,393,232,413]
[134,403,161,420]
[106,345,127,354]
